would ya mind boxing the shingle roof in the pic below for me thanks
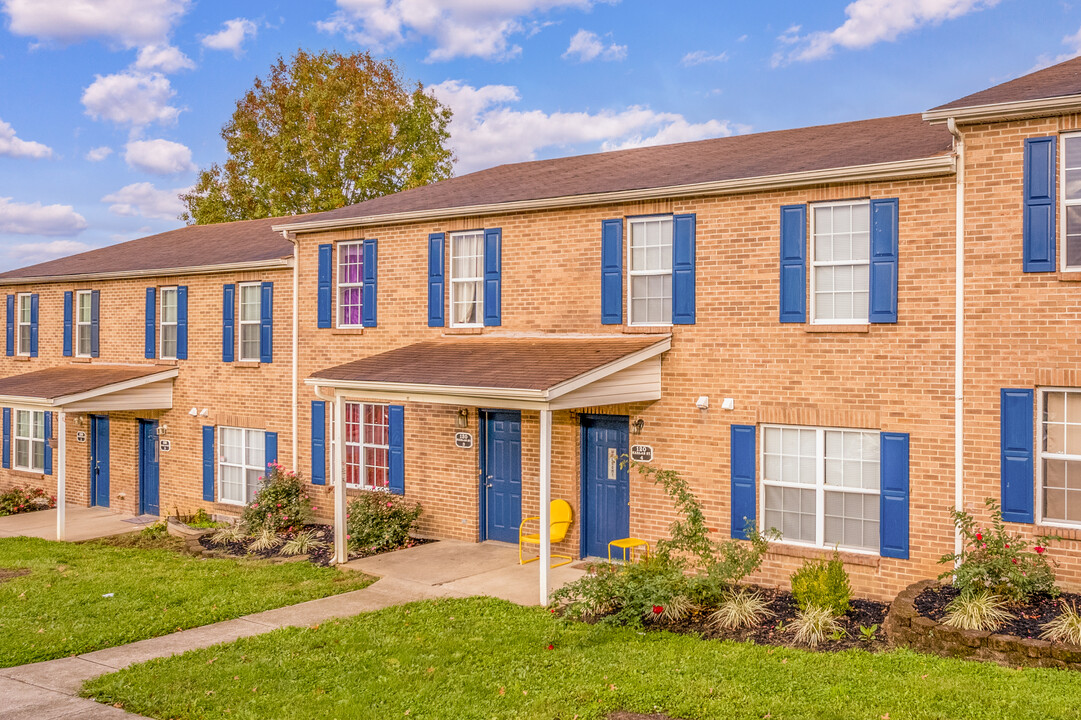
[0,365,172,401]
[291,114,953,225]
[931,56,1081,111]
[310,337,667,390]
[0,215,295,282]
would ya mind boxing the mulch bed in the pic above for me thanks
[914,584,1081,639]
[0,567,31,583]
[198,524,434,567]
[651,587,890,652]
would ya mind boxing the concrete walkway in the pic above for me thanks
[0,505,145,542]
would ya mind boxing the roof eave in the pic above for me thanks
[0,257,293,287]
[923,94,1081,125]
[273,155,956,235]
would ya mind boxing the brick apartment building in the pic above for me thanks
[3,57,1081,601]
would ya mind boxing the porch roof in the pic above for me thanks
[307,336,670,410]
[0,364,177,411]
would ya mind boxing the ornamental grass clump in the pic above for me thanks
[241,463,313,534]
[210,522,247,546]
[248,526,284,553]
[942,588,1014,631]
[709,587,775,630]
[282,529,327,557]
[790,605,844,648]
[1041,601,1081,645]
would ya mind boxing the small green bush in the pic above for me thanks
[346,492,422,552]
[790,554,851,616]
[942,588,1013,631]
[180,508,222,529]
[242,463,313,534]
[0,485,55,516]
[552,556,693,627]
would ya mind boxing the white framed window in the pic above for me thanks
[218,426,266,505]
[13,409,45,473]
[1038,388,1081,525]
[343,402,389,490]
[159,286,178,360]
[337,241,364,328]
[811,200,870,323]
[75,290,92,357]
[16,293,31,356]
[761,424,880,553]
[1061,133,1081,271]
[238,283,261,361]
[628,216,673,326]
[450,230,484,327]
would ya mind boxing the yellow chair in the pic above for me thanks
[519,499,574,567]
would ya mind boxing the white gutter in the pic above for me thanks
[948,117,965,560]
[284,231,299,470]
[0,258,293,287]
[924,94,1081,125]
[273,155,956,234]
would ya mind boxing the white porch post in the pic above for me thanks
[539,407,552,606]
[56,411,66,541]
[333,396,347,565]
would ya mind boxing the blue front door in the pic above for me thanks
[89,415,109,507]
[483,410,522,543]
[581,415,630,558]
[138,420,160,516]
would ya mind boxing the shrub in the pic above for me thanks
[790,554,851,616]
[942,588,1013,631]
[790,605,844,647]
[1041,601,1081,645]
[552,556,693,627]
[346,491,422,552]
[140,521,168,539]
[939,498,1059,602]
[0,486,56,516]
[241,463,312,534]
[179,508,221,529]
[709,587,774,630]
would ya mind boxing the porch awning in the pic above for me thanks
[307,335,670,410]
[0,364,177,411]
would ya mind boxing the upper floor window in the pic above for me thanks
[811,200,870,323]
[337,241,364,328]
[1040,389,1081,524]
[218,426,265,505]
[628,216,672,326]
[75,290,92,357]
[450,230,484,327]
[14,409,45,472]
[238,283,261,361]
[159,287,178,360]
[343,402,389,490]
[1062,134,1081,270]
[16,294,31,356]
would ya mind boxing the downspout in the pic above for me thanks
[947,117,965,559]
[283,231,299,470]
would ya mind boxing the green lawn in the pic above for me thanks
[83,597,1081,720]
[0,536,371,667]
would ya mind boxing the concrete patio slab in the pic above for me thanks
[0,505,141,542]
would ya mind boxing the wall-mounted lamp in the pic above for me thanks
[188,407,199,417]
[156,425,168,436]
[631,418,645,435]
[199,408,209,417]
[695,396,710,410]
[456,408,469,429]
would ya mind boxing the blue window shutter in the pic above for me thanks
[29,294,38,357]
[879,432,910,559]
[388,404,405,495]
[672,213,696,325]
[779,205,807,323]
[1023,136,1057,273]
[311,401,326,486]
[5,295,12,357]
[90,290,100,358]
[144,288,156,359]
[869,198,900,323]
[317,243,333,328]
[43,411,52,476]
[222,284,235,363]
[264,431,278,468]
[730,424,756,539]
[176,286,188,360]
[428,233,445,327]
[202,425,215,502]
[1,408,9,469]
[1001,388,1035,523]
[601,219,623,324]
[483,228,502,326]
[63,292,73,357]
[362,238,378,327]
[260,281,273,363]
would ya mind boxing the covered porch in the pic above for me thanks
[307,335,670,604]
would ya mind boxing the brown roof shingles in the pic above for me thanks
[310,337,667,391]
[0,365,170,401]
[931,56,1081,111]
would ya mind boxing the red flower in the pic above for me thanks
[1011,558,1018,564]
[1004,543,1010,548]
[975,533,982,541]
[1035,546,1045,554]
[546,644,553,650]
[652,605,664,615]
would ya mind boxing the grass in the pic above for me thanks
[83,597,1081,720]
[0,536,372,667]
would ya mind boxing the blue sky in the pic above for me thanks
[0,0,1078,271]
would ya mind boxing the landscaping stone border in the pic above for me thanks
[885,578,1081,670]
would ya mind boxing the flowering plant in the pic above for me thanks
[241,463,312,534]
[345,491,422,552]
[0,486,56,516]
[938,498,1060,602]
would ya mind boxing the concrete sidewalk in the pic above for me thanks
[0,505,144,542]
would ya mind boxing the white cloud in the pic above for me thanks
[1,0,190,47]
[85,146,113,162]
[318,0,612,62]
[681,50,728,66]
[81,71,180,127]
[124,139,195,175]
[1030,25,1081,72]
[0,197,88,236]
[201,18,257,54]
[777,0,999,64]
[102,182,188,220]
[562,29,626,62]
[430,79,743,174]
[8,240,92,263]
[0,119,52,159]
[134,44,195,73]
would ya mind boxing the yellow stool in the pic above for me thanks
[607,537,650,562]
